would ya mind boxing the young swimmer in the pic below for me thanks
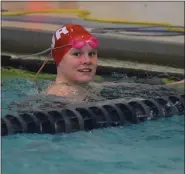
[45,24,101,101]
[42,23,183,101]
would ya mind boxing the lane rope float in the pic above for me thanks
[1,94,184,136]
[2,9,184,33]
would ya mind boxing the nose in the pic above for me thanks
[80,54,92,64]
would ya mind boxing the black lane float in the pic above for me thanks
[1,94,184,136]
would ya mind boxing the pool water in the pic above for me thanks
[2,77,184,174]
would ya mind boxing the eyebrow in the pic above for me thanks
[88,48,98,52]
[71,48,98,52]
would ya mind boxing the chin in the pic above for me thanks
[76,76,93,84]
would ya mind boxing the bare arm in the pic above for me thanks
[167,79,185,85]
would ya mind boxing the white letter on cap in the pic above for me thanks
[56,26,69,40]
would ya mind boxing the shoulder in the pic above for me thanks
[44,83,69,96]
[90,81,121,87]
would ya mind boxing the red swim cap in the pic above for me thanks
[51,24,96,66]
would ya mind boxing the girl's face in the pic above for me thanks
[57,45,98,85]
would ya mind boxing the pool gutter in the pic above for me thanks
[2,52,184,81]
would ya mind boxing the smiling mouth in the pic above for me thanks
[78,68,92,72]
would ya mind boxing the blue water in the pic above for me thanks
[2,77,184,174]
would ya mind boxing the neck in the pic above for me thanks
[55,75,70,85]
[55,74,88,88]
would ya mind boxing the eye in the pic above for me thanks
[89,51,97,57]
[72,52,81,57]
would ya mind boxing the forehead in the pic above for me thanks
[70,45,97,52]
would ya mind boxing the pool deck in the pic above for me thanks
[1,13,184,71]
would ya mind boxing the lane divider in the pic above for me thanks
[2,94,184,136]
[2,9,184,33]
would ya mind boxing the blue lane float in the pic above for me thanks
[1,94,184,136]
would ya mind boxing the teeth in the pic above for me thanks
[79,69,91,72]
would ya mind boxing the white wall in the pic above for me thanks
[1,2,78,11]
[78,2,184,26]
[2,1,184,26]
